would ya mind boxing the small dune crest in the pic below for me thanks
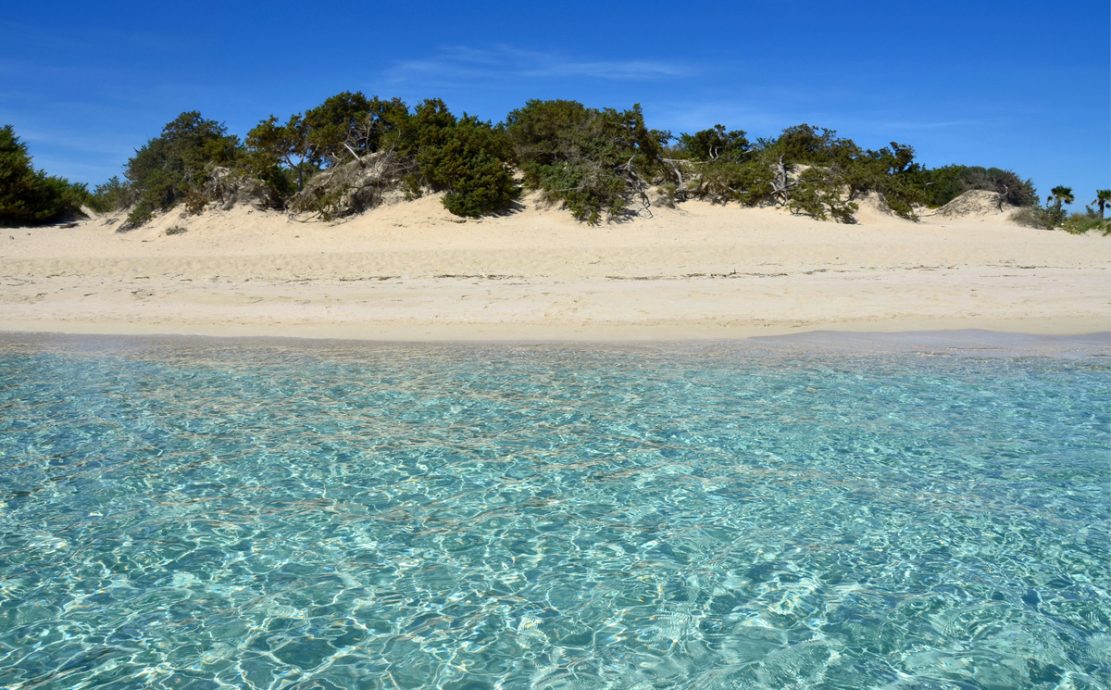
[929,190,1014,219]
[853,192,913,225]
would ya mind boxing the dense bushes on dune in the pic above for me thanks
[1,94,1088,229]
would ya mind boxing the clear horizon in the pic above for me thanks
[3,0,1108,207]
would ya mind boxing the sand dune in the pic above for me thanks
[2,194,1108,340]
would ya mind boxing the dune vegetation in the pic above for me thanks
[0,125,90,227]
[3,94,1107,232]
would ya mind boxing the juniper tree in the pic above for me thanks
[301,92,408,166]
[506,100,669,223]
[121,112,240,228]
[246,114,309,192]
[411,109,519,217]
[0,125,87,226]
[678,125,750,162]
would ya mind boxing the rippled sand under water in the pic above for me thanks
[0,334,1108,688]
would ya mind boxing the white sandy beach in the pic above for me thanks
[2,194,1109,340]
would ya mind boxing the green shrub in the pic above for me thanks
[301,92,409,166]
[1016,204,1111,234]
[757,125,862,178]
[677,125,750,162]
[1061,214,1111,235]
[442,151,519,217]
[0,125,87,226]
[34,96,1060,228]
[246,114,311,198]
[787,167,858,222]
[396,98,456,160]
[692,159,774,205]
[419,115,518,217]
[534,161,628,223]
[674,122,1041,224]
[121,112,241,229]
[840,143,924,220]
[87,176,131,212]
[507,100,668,223]
[253,97,519,219]
[1012,205,1064,229]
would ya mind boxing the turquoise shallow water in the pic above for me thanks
[0,338,1108,689]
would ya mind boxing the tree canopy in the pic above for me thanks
[121,111,240,229]
[506,100,669,223]
[0,125,87,227]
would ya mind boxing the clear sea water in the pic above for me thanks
[0,337,1108,689]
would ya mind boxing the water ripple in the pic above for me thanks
[0,340,1107,688]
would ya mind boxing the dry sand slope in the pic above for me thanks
[1,194,1109,340]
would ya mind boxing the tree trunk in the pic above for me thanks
[771,156,791,206]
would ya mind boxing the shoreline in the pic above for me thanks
[0,316,1107,342]
[3,327,1108,360]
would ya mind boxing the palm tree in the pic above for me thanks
[1049,185,1074,212]
[1093,189,1111,219]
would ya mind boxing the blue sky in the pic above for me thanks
[3,0,1108,205]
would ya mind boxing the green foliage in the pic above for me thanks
[1013,203,1066,229]
[677,125,770,206]
[248,94,413,211]
[787,167,858,222]
[397,98,456,159]
[442,150,518,217]
[694,124,863,220]
[1011,187,1076,232]
[240,152,296,206]
[0,125,87,226]
[302,91,369,164]
[1048,185,1074,210]
[40,95,1059,228]
[691,160,774,205]
[842,142,925,219]
[919,165,1038,208]
[506,100,668,223]
[271,96,519,220]
[1018,198,1111,235]
[1061,213,1111,235]
[1094,189,1111,218]
[505,99,594,170]
[87,176,131,212]
[122,112,241,229]
[414,113,518,217]
[677,125,750,162]
[246,114,309,196]
[673,122,1042,224]
[301,92,408,166]
[533,161,629,224]
[763,124,858,167]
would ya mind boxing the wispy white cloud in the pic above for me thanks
[383,45,691,87]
